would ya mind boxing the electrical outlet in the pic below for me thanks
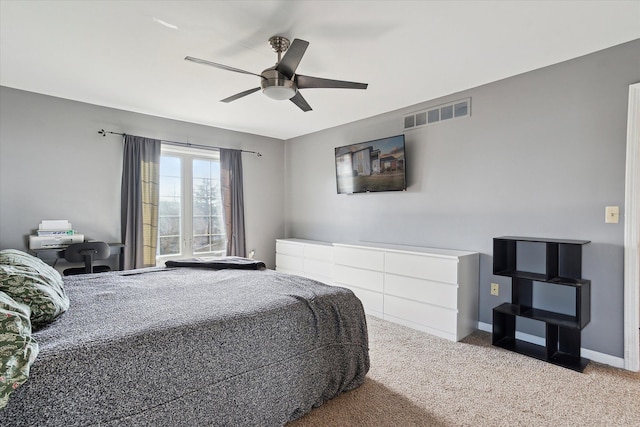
[490,283,499,296]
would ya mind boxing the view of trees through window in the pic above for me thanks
[192,159,226,254]
[157,153,226,258]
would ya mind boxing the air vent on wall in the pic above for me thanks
[403,97,471,131]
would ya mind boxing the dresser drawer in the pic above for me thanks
[340,285,383,316]
[304,259,333,279]
[385,273,458,310]
[384,295,457,335]
[385,252,458,284]
[304,244,333,262]
[276,241,303,256]
[275,253,303,272]
[334,246,384,271]
[334,264,383,293]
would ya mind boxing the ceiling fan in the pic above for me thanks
[185,36,368,112]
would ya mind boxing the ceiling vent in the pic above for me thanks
[403,97,471,131]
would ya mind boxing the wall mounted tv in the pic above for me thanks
[335,134,406,194]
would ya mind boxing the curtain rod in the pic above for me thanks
[98,129,262,157]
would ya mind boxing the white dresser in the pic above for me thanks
[333,242,479,342]
[275,238,334,284]
[275,239,480,342]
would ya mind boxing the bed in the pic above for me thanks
[0,258,369,426]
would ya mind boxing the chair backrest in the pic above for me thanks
[64,242,110,274]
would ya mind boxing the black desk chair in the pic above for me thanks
[63,242,112,276]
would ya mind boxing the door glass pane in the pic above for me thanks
[158,236,180,256]
[158,156,182,256]
[192,216,209,235]
[193,158,224,254]
[193,235,210,253]
[159,216,180,236]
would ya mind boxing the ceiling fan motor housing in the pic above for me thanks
[261,69,297,100]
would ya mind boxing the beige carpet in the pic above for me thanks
[290,316,640,426]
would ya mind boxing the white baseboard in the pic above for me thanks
[477,322,624,369]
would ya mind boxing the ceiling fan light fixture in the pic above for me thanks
[261,69,297,100]
[263,85,297,100]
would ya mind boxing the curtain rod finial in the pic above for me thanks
[98,129,106,137]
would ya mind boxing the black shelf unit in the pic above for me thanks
[492,236,591,372]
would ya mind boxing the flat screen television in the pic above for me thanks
[335,134,406,194]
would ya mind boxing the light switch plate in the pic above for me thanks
[605,206,619,223]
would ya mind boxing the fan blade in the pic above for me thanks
[289,91,312,112]
[221,87,261,103]
[276,39,309,79]
[296,74,368,90]
[185,56,263,78]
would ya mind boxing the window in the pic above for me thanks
[157,147,226,262]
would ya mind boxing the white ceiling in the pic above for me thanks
[1,1,639,140]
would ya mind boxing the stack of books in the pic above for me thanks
[29,220,84,249]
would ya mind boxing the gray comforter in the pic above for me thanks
[0,267,369,426]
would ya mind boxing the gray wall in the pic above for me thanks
[284,39,640,358]
[0,87,285,269]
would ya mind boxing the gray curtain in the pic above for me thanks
[220,149,246,257]
[121,135,161,269]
